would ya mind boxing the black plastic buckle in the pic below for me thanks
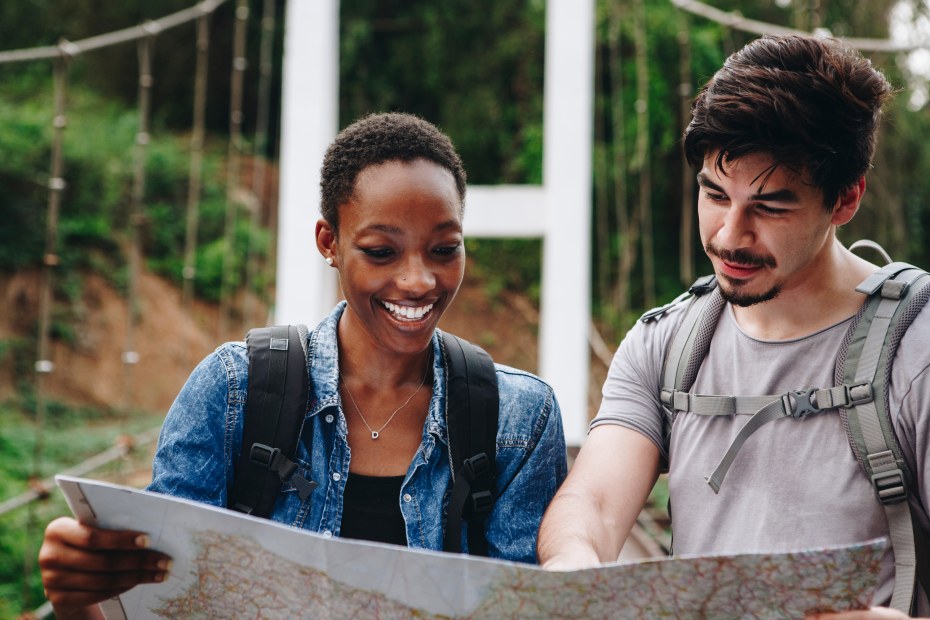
[463,453,490,482]
[250,443,279,468]
[872,469,907,505]
[782,389,822,418]
[467,490,494,519]
[689,274,717,295]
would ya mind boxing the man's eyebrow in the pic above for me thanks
[696,172,800,203]
[696,172,723,192]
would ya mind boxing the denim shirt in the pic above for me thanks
[148,302,567,563]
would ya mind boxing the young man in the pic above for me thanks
[537,35,930,619]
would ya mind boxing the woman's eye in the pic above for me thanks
[361,247,394,259]
[434,244,462,256]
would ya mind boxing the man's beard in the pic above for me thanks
[718,276,781,307]
[705,242,780,307]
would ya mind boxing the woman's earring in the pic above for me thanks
[325,257,334,266]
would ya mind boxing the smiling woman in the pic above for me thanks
[38,112,568,619]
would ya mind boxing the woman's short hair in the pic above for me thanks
[320,112,467,230]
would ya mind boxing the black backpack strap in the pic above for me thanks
[441,333,498,556]
[229,324,316,517]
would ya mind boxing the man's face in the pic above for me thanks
[697,151,839,307]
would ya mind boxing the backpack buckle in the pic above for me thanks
[782,388,822,418]
[463,453,490,482]
[466,490,494,519]
[846,382,874,406]
[250,442,280,467]
[462,453,494,520]
[689,274,717,295]
[871,468,907,505]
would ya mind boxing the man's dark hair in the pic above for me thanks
[320,112,467,230]
[683,35,894,208]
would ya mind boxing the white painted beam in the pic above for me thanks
[276,0,594,448]
[539,0,594,447]
[463,186,546,238]
[275,0,340,326]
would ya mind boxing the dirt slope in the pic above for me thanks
[0,268,541,414]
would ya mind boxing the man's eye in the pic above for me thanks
[757,205,787,216]
[703,190,728,203]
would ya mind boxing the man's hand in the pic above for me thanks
[39,517,172,616]
[806,607,918,619]
[541,546,603,572]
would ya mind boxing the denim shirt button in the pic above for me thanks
[322,530,333,538]
[325,414,334,423]
[332,472,341,482]
[403,493,412,503]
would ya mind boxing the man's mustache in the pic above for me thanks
[705,243,777,268]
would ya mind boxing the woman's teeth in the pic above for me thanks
[381,301,434,320]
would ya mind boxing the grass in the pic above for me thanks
[0,400,161,617]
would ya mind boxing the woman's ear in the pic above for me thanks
[831,177,866,226]
[316,219,337,264]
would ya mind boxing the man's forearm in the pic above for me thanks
[537,487,627,569]
[537,425,660,569]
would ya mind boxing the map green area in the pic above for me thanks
[58,476,883,619]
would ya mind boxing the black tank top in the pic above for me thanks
[339,472,408,546]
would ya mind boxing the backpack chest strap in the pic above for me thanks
[661,383,872,418]
[659,383,873,493]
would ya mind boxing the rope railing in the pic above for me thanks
[0,1,278,612]
[0,0,228,65]
[671,0,928,52]
[0,426,162,518]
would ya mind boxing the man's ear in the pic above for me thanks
[315,219,337,263]
[831,177,866,226]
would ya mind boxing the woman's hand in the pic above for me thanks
[39,517,172,616]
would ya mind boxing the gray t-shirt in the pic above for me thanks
[593,298,930,608]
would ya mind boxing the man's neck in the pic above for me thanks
[730,241,877,341]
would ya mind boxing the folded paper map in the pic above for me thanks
[57,475,883,620]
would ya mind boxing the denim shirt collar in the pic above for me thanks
[306,301,450,447]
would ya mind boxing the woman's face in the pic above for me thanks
[318,158,465,357]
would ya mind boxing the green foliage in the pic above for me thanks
[0,399,157,615]
[465,238,542,305]
[340,0,545,186]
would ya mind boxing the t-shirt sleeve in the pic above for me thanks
[590,307,682,462]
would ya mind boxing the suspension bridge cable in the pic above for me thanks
[218,0,250,338]
[25,55,71,608]
[243,0,278,327]
[670,0,928,52]
[121,34,156,414]
[0,426,163,518]
[182,13,214,309]
[0,0,229,65]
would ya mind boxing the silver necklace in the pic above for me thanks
[340,353,432,440]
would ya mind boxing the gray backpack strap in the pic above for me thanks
[840,263,930,614]
[654,276,725,470]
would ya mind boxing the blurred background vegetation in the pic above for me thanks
[2,0,930,615]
